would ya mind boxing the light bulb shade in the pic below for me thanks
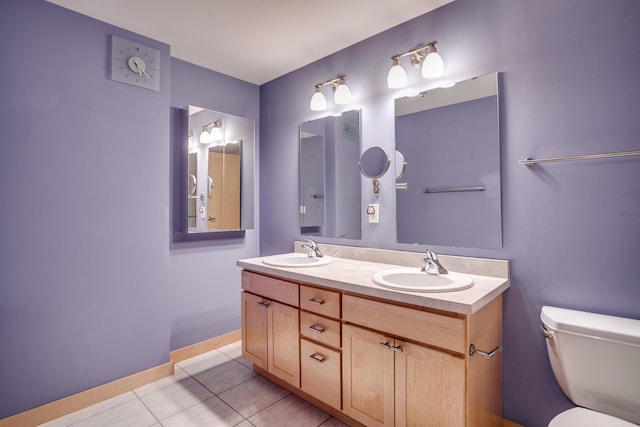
[333,82,352,105]
[210,126,223,142]
[310,89,327,111]
[422,50,444,78]
[387,63,408,88]
[200,129,212,145]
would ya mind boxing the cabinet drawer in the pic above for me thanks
[300,339,341,410]
[342,294,466,354]
[300,311,341,349]
[241,271,299,307]
[300,285,340,318]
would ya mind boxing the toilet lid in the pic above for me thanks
[549,408,638,427]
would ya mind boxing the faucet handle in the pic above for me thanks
[423,249,448,275]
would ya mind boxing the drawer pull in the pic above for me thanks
[309,353,326,363]
[391,344,403,353]
[256,301,270,308]
[308,297,325,305]
[309,324,326,333]
[379,341,391,350]
[469,344,502,359]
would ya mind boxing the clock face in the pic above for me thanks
[110,35,160,91]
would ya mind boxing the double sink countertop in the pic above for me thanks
[237,242,509,315]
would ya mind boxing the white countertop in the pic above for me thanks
[237,246,509,315]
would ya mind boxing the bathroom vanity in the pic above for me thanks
[237,244,509,427]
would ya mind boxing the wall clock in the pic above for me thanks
[110,35,160,91]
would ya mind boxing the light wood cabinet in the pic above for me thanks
[300,338,342,409]
[343,294,502,427]
[342,324,395,426]
[241,272,300,388]
[241,270,503,427]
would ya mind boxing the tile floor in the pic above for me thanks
[40,341,347,427]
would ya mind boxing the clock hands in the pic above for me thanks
[127,56,152,80]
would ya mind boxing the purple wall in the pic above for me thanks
[259,1,640,426]
[0,0,259,419]
[169,58,260,351]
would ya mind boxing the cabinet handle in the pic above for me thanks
[379,342,391,349]
[308,324,325,333]
[256,301,270,308]
[308,298,325,305]
[309,353,326,363]
[391,344,403,353]
[469,344,502,359]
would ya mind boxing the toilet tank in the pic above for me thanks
[541,306,640,425]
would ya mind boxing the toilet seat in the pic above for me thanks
[549,408,638,427]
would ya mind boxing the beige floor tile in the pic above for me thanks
[177,349,233,376]
[39,392,138,427]
[218,375,290,418]
[217,342,254,369]
[319,417,349,427]
[160,395,244,427]
[138,376,213,420]
[192,359,257,394]
[233,420,255,427]
[66,398,156,427]
[133,365,190,397]
[248,394,331,427]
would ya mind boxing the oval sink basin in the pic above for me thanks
[263,253,333,268]
[372,268,473,292]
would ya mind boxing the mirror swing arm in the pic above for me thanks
[359,146,391,198]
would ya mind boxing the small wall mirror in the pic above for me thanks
[185,106,254,233]
[395,72,502,248]
[359,146,390,197]
[299,110,361,239]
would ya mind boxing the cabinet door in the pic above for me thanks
[241,291,268,369]
[342,324,395,427]
[395,339,465,427]
[268,300,300,387]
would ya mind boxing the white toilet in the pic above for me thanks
[541,306,640,426]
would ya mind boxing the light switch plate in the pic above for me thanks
[368,204,379,223]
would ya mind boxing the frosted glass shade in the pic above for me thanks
[310,89,327,111]
[334,82,352,105]
[422,51,445,78]
[210,126,223,142]
[387,63,408,88]
[200,129,212,145]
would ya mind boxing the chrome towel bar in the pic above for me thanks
[519,150,640,167]
[423,185,485,193]
[469,344,502,359]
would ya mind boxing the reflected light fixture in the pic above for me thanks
[199,119,223,145]
[387,40,444,88]
[309,74,352,111]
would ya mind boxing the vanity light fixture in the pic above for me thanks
[199,120,223,145]
[309,74,352,111]
[386,41,444,89]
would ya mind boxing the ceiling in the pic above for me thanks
[47,0,453,85]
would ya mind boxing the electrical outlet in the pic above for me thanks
[368,204,379,223]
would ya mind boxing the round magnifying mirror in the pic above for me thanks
[359,146,390,178]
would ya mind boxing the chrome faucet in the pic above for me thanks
[421,249,448,275]
[301,239,324,258]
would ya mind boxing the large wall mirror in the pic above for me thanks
[185,106,254,233]
[395,72,502,248]
[299,110,361,239]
